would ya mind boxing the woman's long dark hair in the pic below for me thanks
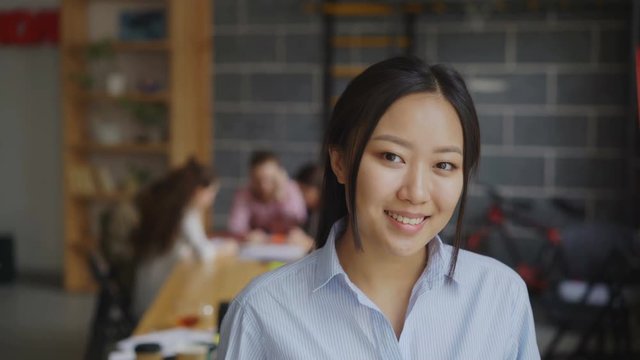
[316,56,481,277]
[131,158,216,261]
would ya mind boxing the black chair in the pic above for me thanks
[541,223,638,360]
[84,251,137,360]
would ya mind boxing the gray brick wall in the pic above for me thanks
[211,0,636,229]
[211,0,322,227]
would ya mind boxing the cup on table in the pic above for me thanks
[134,342,163,360]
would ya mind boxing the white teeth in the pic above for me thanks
[385,211,425,225]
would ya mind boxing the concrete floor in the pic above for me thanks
[0,277,94,360]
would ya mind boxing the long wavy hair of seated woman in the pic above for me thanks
[131,158,217,262]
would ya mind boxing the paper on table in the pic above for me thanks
[238,243,307,262]
[109,328,213,360]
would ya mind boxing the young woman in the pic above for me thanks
[130,158,233,318]
[218,56,539,359]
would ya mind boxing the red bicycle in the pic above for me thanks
[465,186,562,293]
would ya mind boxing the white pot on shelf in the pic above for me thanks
[105,72,127,96]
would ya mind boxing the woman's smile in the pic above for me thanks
[384,210,429,234]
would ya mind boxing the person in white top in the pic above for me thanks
[130,158,234,318]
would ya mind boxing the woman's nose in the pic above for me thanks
[397,165,431,205]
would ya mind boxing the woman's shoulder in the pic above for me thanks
[449,246,526,289]
[232,250,321,306]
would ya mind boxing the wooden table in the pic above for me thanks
[134,255,271,335]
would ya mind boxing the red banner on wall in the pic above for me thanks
[0,9,59,45]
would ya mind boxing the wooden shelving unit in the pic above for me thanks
[111,40,170,52]
[85,91,170,103]
[314,1,420,123]
[66,40,169,53]
[82,142,169,154]
[61,0,213,291]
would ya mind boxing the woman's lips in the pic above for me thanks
[384,210,427,224]
[384,210,429,234]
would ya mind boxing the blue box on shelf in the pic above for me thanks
[119,9,166,41]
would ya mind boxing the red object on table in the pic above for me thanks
[271,233,286,244]
[176,314,199,327]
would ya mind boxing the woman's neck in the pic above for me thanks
[335,226,428,294]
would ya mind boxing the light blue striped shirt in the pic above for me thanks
[219,219,540,359]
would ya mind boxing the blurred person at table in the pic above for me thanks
[227,150,308,245]
[130,158,236,318]
[294,162,322,236]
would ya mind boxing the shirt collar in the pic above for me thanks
[313,218,462,292]
[313,218,347,292]
[421,232,462,287]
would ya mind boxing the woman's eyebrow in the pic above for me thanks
[371,134,463,155]
[434,146,463,155]
[371,134,413,149]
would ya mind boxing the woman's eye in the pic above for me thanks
[383,152,403,163]
[436,162,455,171]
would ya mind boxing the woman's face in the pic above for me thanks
[250,160,284,202]
[192,182,219,211]
[333,93,464,258]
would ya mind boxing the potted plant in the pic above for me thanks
[86,39,115,61]
[121,100,167,143]
[82,39,128,95]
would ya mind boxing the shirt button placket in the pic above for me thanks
[372,310,403,360]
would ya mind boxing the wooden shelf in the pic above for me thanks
[332,65,366,78]
[85,91,170,103]
[333,35,409,48]
[91,0,165,3]
[307,2,423,16]
[66,40,169,53]
[83,142,169,155]
[112,40,170,52]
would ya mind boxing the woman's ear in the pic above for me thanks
[329,147,347,184]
